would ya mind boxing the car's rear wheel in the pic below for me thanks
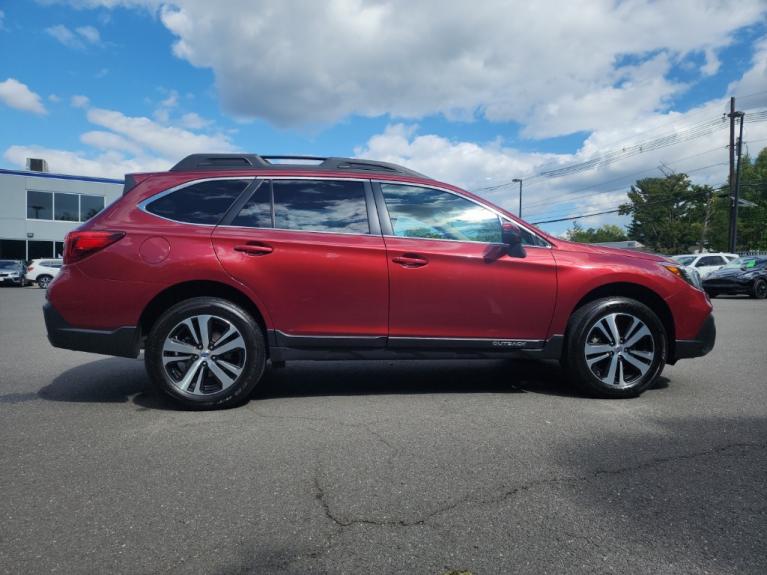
[37,275,53,289]
[705,290,718,298]
[563,297,666,398]
[145,297,266,409]
[752,279,767,299]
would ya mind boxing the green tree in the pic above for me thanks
[619,174,707,254]
[566,222,628,243]
[704,146,767,252]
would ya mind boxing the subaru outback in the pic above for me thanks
[44,154,715,408]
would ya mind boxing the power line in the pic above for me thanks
[475,115,724,192]
[474,108,767,194]
[521,145,728,211]
[526,161,728,221]
[531,186,715,225]
[532,180,766,226]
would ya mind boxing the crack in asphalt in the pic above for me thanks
[313,441,767,530]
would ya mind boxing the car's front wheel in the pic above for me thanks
[145,297,266,409]
[752,279,767,299]
[563,297,667,398]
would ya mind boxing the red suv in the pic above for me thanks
[44,154,715,408]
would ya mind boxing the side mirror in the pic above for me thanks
[502,222,526,258]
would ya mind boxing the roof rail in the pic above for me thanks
[169,154,427,178]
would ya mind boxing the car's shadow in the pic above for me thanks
[37,356,670,410]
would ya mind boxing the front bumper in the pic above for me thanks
[43,302,140,358]
[702,278,753,294]
[0,276,23,285]
[673,314,716,361]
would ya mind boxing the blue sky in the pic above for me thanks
[1,1,766,236]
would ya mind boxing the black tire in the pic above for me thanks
[37,275,53,289]
[563,297,667,398]
[145,297,266,409]
[752,279,767,300]
[705,290,718,298]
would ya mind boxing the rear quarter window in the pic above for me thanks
[145,179,251,225]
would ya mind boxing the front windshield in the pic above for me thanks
[723,257,763,269]
[673,256,695,266]
[0,261,20,270]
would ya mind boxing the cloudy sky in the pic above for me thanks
[1,0,766,236]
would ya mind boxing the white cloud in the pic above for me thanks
[71,94,90,108]
[727,37,767,110]
[0,9,5,31]
[114,0,765,134]
[75,25,100,44]
[159,90,178,108]
[179,112,211,129]
[80,130,143,155]
[701,48,721,77]
[86,106,237,158]
[0,78,47,115]
[3,98,237,178]
[4,145,169,179]
[42,1,767,135]
[48,94,61,103]
[45,23,102,49]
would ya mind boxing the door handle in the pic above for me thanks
[392,254,428,268]
[234,243,273,256]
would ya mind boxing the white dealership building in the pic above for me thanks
[0,159,124,261]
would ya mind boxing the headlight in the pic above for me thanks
[661,263,703,290]
[742,271,759,280]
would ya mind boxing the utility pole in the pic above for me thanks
[732,112,745,251]
[727,97,744,252]
[512,178,523,218]
[698,187,713,254]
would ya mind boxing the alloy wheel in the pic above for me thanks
[583,312,655,389]
[162,314,247,396]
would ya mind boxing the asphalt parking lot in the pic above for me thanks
[0,287,765,574]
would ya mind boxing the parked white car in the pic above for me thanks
[672,253,739,278]
[25,259,63,289]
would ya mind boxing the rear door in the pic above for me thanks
[212,178,389,344]
[376,182,557,346]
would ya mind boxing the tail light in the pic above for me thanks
[64,230,125,264]
[27,265,33,272]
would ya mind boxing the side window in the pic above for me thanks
[231,181,273,228]
[273,180,369,234]
[380,184,501,243]
[146,179,251,225]
[696,256,723,267]
[517,226,549,247]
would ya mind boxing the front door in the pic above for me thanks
[212,178,388,342]
[377,183,557,346]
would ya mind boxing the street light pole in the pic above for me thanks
[512,178,523,218]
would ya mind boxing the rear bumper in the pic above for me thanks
[673,314,715,361]
[43,302,140,358]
